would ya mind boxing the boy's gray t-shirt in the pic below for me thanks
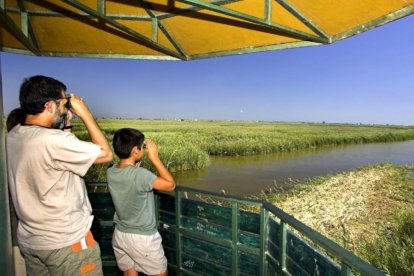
[107,165,157,235]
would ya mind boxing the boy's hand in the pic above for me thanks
[145,138,175,192]
[145,139,159,161]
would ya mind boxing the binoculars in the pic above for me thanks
[64,96,71,109]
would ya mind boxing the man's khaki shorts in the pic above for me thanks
[20,231,103,276]
[112,228,168,275]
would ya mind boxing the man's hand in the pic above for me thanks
[65,93,112,164]
[66,93,92,120]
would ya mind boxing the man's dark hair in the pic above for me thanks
[112,128,145,159]
[19,75,67,115]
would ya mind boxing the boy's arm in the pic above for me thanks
[152,159,176,192]
[146,140,176,192]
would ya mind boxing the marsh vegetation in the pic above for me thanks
[257,163,414,275]
[74,119,414,273]
[75,119,414,182]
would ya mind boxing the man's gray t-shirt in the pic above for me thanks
[107,165,157,235]
[6,125,100,250]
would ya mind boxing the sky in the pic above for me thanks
[1,15,414,125]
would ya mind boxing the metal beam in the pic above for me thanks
[138,0,188,59]
[0,47,180,60]
[61,0,186,60]
[4,0,243,21]
[264,0,272,24]
[189,40,320,60]
[332,4,414,43]
[175,0,328,43]
[274,0,329,41]
[97,0,105,25]
[4,6,152,20]
[157,0,244,20]
[17,0,41,53]
[97,0,105,15]
[0,8,40,55]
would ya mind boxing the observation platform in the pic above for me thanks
[87,184,384,276]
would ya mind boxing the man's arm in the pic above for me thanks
[67,93,112,164]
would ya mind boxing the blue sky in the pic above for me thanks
[1,15,414,125]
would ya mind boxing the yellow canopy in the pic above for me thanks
[1,0,414,60]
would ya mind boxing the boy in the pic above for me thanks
[107,128,175,276]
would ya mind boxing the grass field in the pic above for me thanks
[69,119,414,182]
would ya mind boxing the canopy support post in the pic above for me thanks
[0,54,14,276]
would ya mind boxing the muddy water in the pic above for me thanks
[173,140,414,196]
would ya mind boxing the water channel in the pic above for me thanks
[173,140,414,196]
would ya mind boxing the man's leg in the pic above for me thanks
[46,240,103,275]
[19,246,49,276]
[20,234,103,275]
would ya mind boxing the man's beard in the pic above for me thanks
[51,108,65,129]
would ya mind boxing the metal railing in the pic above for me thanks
[161,186,385,276]
[86,182,385,275]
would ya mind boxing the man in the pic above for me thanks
[6,75,112,275]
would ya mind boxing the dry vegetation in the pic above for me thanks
[263,163,414,274]
[274,165,400,246]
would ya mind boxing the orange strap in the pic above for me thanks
[80,262,96,274]
[71,230,94,252]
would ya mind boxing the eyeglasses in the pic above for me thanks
[48,96,71,109]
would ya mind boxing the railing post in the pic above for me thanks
[259,206,269,276]
[154,193,159,225]
[279,221,287,274]
[341,262,352,276]
[231,201,239,276]
[175,190,182,275]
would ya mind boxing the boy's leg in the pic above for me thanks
[113,230,167,276]
[124,267,138,276]
[130,232,167,276]
[113,228,136,273]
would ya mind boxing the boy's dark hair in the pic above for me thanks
[112,128,145,159]
[6,107,26,132]
[19,75,67,115]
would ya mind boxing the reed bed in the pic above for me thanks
[260,163,414,275]
[70,119,414,181]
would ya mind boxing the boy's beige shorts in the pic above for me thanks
[112,228,168,274]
